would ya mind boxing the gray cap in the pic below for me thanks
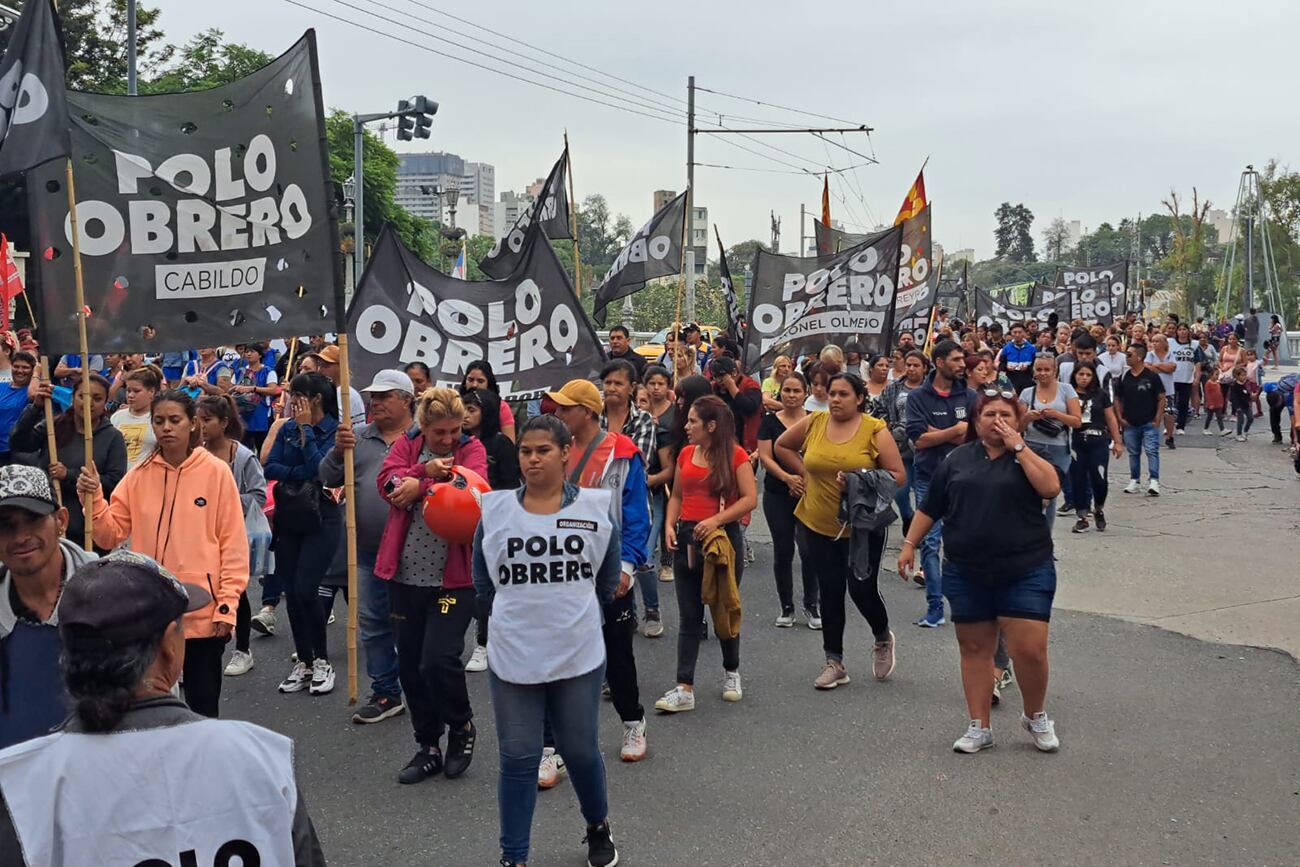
[362,369,415,395]
[0,465,59,516]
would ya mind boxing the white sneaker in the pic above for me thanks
[278,661,311,693]
[223,649,254,677]
[538,747,567,789]
[1175,428,1184,436]
[1220,428,1234,438]
[1202,428,1213,436]
[1147,479,1160,496]
[1236,434,1247,442]
[620,718,647,762]
[250,605,277,636]
[1021,711,1060,752]
[308,658,335,695]
[953,720,994,754]
[804,607,823,630]
[722,670,743,702]
[1123,479,1140,494]
[774,611,796,628]
[465,644,488,672]
[654,686,696,713]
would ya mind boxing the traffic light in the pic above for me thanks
[415,114,432,139]
[395,98,414,141]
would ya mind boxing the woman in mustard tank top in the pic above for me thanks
[776,373,906,692]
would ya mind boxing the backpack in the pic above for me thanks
[234,366,267,416]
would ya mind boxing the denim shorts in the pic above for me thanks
[942,558,1056,623]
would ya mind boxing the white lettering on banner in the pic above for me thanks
[0,61,51,138]
[604,232,672,283]
[155,257,265,299]
[353,281,582,386]
[760,310,886,354]
[68,136,311,257]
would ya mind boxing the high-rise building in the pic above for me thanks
[461,161,495,235]
[396,152,496,236]
[651,190,706,277]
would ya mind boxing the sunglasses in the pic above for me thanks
[980,387,1017,399]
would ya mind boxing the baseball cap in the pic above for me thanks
[546,379,603,415]
[362,369,415,395]
[59,551,210,650]
[311,345,341,365]
[0,465,60,517]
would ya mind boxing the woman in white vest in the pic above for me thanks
[472,414,622,867]
[0,551,325,866]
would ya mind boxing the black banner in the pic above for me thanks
[813,218,867,255]
[591,190,686,326]
[1050,261,1128,325]
[715,226,744,336]
[348,221,604,400]
[742,225,903,371]
[0,0,70,176]
[891,206,938,344]
[479,146,571,280]
[974,286,1065,331]
[27,33,340,353]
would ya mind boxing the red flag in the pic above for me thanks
[894,169,927,225]
[0,234,26,331]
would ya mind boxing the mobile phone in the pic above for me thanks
[383,475,400,496]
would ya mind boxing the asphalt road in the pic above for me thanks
[222,535,1300,866]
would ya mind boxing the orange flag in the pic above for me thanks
[821,176,831,229]
[894,169,927,225]
[0,234,25,331]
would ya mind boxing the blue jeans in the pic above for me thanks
[357,550,400,700]
[1122,423,1160,481]
[489,665,609,863]
[633,488,665,614]
[943,557,1057,623]
[894,457,915,524]
[912,477,944,617]
[1027,441,1070,533]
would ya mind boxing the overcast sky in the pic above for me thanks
[171,0,1298,261]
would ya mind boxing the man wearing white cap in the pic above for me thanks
[320,369,416,725]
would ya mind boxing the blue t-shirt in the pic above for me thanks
[0,384,30,452]
[236,365,277,432]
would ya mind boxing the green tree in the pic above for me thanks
[575,194,633,288]
[994,202,1036,263]
[141,29,272,93]
[1160,188,1214,316]
[1041,217,1072,263]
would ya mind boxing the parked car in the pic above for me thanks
[634,324,724,362]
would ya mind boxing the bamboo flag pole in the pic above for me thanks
[62,158,94,551]
[336,333,360,704]
[284,336,300,377]
[564,132,582,296]
[20,291,38,330]
[672,188,691,387]
[37,357,61,508]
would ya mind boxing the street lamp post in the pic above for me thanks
[342,175,356,298]
[446,187,459,231]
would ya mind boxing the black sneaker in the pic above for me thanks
[352,694,406,725]
[398,746,442,784]
[1071,517,1089,533]
[499,860,524,867]
[1057,501,1074,516]
[1165,436,1176,449]
[584,819,619,867]
[1094,510,1107,532]
[444,721,477,779]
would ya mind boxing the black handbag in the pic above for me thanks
[273,479,322,535]
[1029,391,1065,438]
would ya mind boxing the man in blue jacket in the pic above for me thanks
[996,322,1038,393]
[905,340,978,628]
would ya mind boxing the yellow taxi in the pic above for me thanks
[634,324,725,362]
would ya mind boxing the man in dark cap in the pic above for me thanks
[0,551,326,866]
[0,465,98,750]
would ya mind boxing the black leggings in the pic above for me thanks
[274,508,341,665]
[762,489,819,614]
[1174,382,1192,430]
[672,521,744,685]
[1070,436,1110,516]
[390,583,475,747]
[235,591,251,653]
[183,636,227,718]
[799,523,889,662]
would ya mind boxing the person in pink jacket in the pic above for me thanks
[375,386,488,785]
[76,389,249,718]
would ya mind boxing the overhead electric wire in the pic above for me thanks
[694,84,870,128]
[811,131,877,163]
[696,159,877,176]
[312,0,689,122]
[279,0,683,125]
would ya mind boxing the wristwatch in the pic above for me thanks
[1012,442,1026,454]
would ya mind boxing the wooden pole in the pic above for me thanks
[20,291,38,330]
[336,333,360,704]
[63,158,94,551]
[672,188,690,387]
[922,303,941,356]
[564,133,582,296]
[37,357,61,509]
[284,336,300,377]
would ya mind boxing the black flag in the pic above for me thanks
[349,221,604,398]
[974,285,1066,331]
[742,225,903,371]
[813,218,867,255]
[890,206,938,343]
[0,0,70,176]
[479,146,572,280]
[1050,262,1129,325]
[26,33,342,353]
[591,190,686,326]
[714,226,744,335]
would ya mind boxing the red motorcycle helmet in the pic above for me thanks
[422,466,491,545]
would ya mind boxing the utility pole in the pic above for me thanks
[800,204,807,256]
[1245,201,1254,314]
[684,75,696,324]
[126,0,138,95]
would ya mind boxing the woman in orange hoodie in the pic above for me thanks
[76,388,249,718]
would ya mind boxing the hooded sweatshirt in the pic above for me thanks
[89,448,249,640]
[0,539,98,750]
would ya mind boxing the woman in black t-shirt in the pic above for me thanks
[1067,363,1122,533]
[897,389,1064,756]
[755,372,819,628]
